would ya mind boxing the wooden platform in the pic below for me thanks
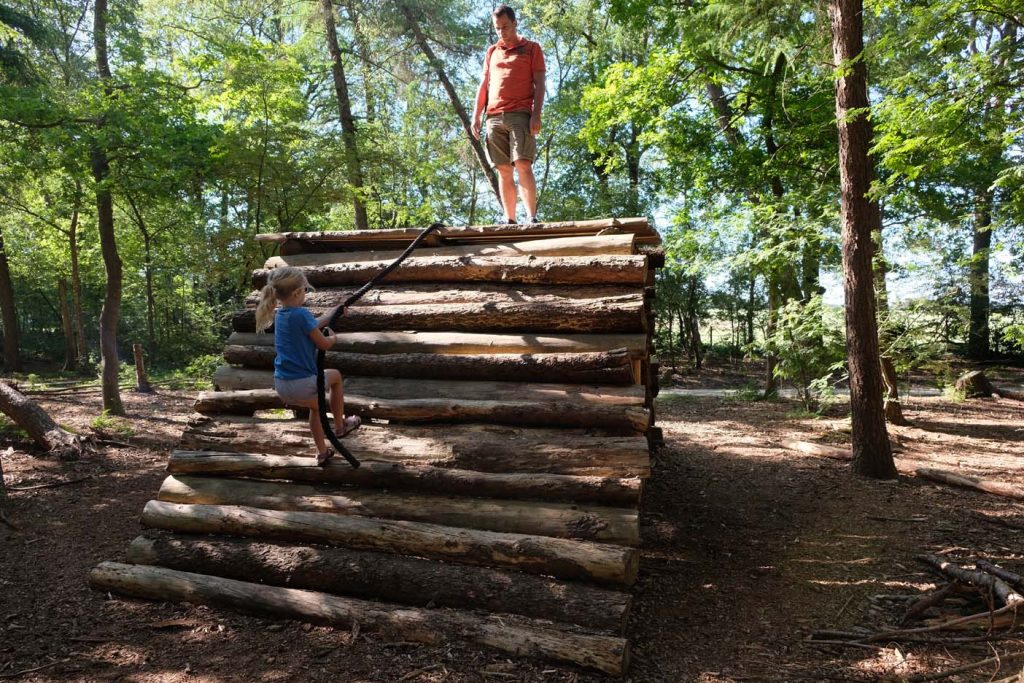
[91,219,662,675]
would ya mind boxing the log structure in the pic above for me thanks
[91,218,662,675]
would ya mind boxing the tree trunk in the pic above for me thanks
[252,254,649,289]
[133,343,153,393]
[140,500,639,586]
[763,275,779,397]
[89,562,629,675]
[320,0,369,230]
[158,475,638,545]
[0,448,11,529]
[0,225,21,372]
[400,4,500,203]
[69,183,88,367]
[93,0,124,416]
[0,382,84,460]
[169,449,643,505]
[58,279,77,371]
[967,189,993,359]
[828,0,895,478]
[224,345,636,385]
[126,534,631,633]
[872,241,907,425]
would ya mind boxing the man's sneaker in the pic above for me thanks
[529,215,541,224]
[504,218,517,225]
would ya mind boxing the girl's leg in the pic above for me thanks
[326,369,344,428]
[289,396,327,455]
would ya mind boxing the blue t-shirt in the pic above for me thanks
[274,307,319,380]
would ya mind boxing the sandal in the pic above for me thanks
[334,415,362,438]
[316,447,335,467]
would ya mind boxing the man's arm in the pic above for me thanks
[471,76,488,139]
[530,70,545,136]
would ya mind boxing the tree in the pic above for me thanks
[828,0,896,478]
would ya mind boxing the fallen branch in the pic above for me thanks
[977,560,1024,592]
[7,476,92,492]
[916,468,1024,501]
[905,649,1024,683]
[0,659,70,679]
[916,554,1024,608]
[865,604,1018,642]
[971,511,1024,530]
[902,582,959,624]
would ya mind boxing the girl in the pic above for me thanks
[255,266,361,466]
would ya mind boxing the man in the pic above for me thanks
[471,5,545,224]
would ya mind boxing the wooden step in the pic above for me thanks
[227,330,649,357]
[158,475,639,545]
[179,418,651,478]
[140,501,640,586]
[89,562,630,675]
[167,450,644,505]
[251,254,648,289]
[264,233,637,268]
[125,534,632,634]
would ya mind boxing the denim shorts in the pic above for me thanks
[274,373,324,405]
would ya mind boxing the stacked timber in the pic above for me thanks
[90,218,662,676]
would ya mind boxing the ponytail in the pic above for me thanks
[255,284,278,333]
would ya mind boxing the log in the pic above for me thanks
[916,553,1024,608]
[245,282,645,309]
[89,562,630,675]
[781,439,852,460]
[195,387,650,431]
[265,234,636,268]
[231,297,647,334]
[179,418,651,478]
[168,451,644,505]
[158,475,639,545]
[0,381,84,460]
[955,371,1024,401]
[140,501,639,586]
[976,560,1024,592]
[222,346,637,385]
[251,255,648,289]
[256,217,655,249]
[227,330,648,357]
[125,534,632,633]
[916,467,1024,501]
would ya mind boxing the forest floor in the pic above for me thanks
[2,364,1024,682]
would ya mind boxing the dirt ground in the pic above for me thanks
[2,370,1024,682]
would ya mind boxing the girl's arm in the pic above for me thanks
[308,326,336,351]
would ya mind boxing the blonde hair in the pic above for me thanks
[255,266,310,333]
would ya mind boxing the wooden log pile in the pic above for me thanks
[89,218,662,675]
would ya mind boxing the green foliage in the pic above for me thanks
[90,410,134,437]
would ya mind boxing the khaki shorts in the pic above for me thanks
[485,111,536,166]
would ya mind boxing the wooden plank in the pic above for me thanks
[140,501,640,586]
[89,562,630,674]
[158,475,640,545]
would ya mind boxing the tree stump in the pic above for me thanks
[955,370,995,398]
[0,382,85,460]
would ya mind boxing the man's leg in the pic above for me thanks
[495,163,518,222]
[514,159,537,220]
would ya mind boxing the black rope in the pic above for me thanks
[315,222,446,468]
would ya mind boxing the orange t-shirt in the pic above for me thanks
[483,38,545,116]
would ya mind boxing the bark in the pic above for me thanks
[320,0,368,230]
[873,243,908,425]
[92,0,124,416]
[168,451,642,505]
[400,4,500,202]
[158,475,639,545]
[252,255,649,289]
[0,449,10,529]
[261,217,656,251]
[967,189,993,359]
[57,279,77,371]
[69,182,87,366]
[227,330,647,357]
[126,194,157,357]
[232,297,646,334]
[0,225,21,372]
[133,343,153,393]
[224,345,636,385]
[140,501,640,586]
[178,419,650,478]
[266,234,636,268]
[916,554,1024,608]
[916,468,1024,501]
[0,381,84,460]
[89,562,629,675]
[828,0,895,478]
[126,534,631,633]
